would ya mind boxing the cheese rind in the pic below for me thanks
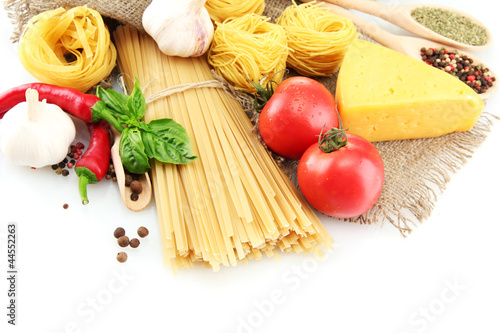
[336,39,484,142]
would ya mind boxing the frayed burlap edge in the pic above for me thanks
[349,112,498,236]
[3,0,150,42]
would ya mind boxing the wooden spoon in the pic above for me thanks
[110,127,152,212]
[312,2,497,101]
[317,0,493,52]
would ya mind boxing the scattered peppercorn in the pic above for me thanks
[130,180,143,194]
[420,47,495,94]
[137,226,149,238]
[130,192,139,201]
[117,235,130,247]
[130,238,140,248]
[116,252,128,263]
[63,203,69,209]
[61,169,70,177]
[114,227,126,239]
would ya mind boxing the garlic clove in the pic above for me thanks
[0,88,76,168]
[142,0,214,57]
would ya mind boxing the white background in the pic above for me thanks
[1,1,499,332]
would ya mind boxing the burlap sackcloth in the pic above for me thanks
[4,0,498,236]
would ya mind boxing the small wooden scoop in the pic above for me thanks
[110,127,152,212]
[318,0,493,51]
[313,2,497,100]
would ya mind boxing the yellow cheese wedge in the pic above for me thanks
[336,39,484,142]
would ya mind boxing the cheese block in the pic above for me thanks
[336,39,484,142]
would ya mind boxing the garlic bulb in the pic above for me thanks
[0,88,76,168]
[142,0,214,57]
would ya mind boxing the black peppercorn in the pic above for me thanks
[130,192,139,201]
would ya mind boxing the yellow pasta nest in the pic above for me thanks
[276,1,358,77]
[205,0,266,24]
[18,6,117,93]
[208,14,289,93]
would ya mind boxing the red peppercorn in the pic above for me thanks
[67,162,74,168]
[467,75,476,82]
[449,53,455,59]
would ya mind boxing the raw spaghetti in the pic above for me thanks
[276,1,357,77]
[114,25,333,273]
[208,14,288,93]
[18,6,117,93]
[205,0,266,24]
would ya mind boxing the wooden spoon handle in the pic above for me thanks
[317,2,407,55]
[320,0,396,18]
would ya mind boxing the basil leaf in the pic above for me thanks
[96,86,129,116]
[119,127,151,174]
[142,118,197,165]
[127,79,146,121]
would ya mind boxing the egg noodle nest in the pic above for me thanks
[4,0,497,236]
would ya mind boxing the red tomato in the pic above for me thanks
[297,132,384,219]
[258,77,339,160]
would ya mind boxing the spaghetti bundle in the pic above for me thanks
[18,6,117,93]
[205,0,266,24]
[208,14,288,92]
[114,25,333,272]
[276,1,357,77]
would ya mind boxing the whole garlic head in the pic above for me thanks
[142,0,214,57]
[0,89,76,168]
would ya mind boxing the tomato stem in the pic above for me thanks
[244,70,288,112]
[318,126,348,153]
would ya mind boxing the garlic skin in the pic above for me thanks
[142,0,214,57]
[0,89,76,168]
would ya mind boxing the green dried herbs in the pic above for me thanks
[411,7,488,46]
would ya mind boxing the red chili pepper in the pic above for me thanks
[75,120,111,205]
[0,83,122,130]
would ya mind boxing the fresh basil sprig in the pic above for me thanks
[96,79,197,174]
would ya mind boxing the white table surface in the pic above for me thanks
[1,1,499,332]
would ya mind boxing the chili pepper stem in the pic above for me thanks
[78,175,91,205]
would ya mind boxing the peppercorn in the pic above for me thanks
[130,192,139,201]
[130,180,143,194]
[125,174,134,187]
[137,226,149,238]
[51,164,58,170]
[116,252,128,263]
[130,238,140,248]
[117,235,130,247]
[55,167,62,175]
[420,47,495,94]
[114,227,126,239]
[62,169,70,177]
[63,203,69,209]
